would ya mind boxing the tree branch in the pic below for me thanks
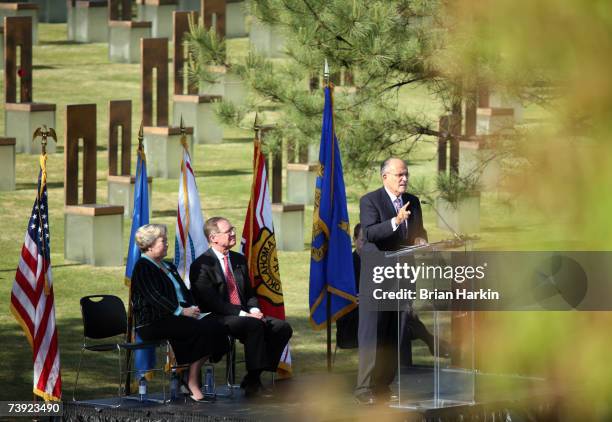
[301,0,353,47]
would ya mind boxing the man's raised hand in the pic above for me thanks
[395,201,411,226]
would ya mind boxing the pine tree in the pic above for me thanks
[185,0,539,178]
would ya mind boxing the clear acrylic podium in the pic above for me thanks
[385,239,476,409]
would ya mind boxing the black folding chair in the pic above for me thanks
[72,295,167,406]
[333,308,359,364]
[224,336,276,395]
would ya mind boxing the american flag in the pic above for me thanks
[10,156,62,401]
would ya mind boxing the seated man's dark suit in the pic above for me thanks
[189,248,292,383]
[356,187,428,397]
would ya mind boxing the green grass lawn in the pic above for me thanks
[1,23,606,405]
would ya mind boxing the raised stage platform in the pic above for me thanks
[64,367,560,421]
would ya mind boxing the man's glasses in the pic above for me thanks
[216,227,236,236]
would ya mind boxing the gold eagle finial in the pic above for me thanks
[32,125,57,154]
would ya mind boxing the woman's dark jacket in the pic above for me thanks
[131,257,194,327]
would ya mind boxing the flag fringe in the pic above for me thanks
[10,303,34,348]
[33,386,60,402]
[308,284,358,330]
[276,362,292,378]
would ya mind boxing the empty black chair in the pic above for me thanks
[336,309,359,350]
[333,307,359,366]
[72,295,167,405]
[334,249,360,364]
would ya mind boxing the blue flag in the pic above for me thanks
[309,85,357,328]
[124,145,155,377]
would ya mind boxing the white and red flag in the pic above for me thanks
[10,153,62,400]
[174,133,208,287]
[241,139,292,376]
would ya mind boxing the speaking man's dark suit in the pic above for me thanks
[356,187,428,397]
[189,248,292,386]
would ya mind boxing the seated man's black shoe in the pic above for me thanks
[241,370,275,399]
[240,374,256,389]
[243,384,274,399]
[241,379,274,399]
[354,391,376,405]
[243,383,260,398]
[257,382,274,398]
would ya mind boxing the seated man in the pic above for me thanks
[189,217,293,398]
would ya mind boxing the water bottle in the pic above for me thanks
[138,376,147,402]
[204,366,215,396]
[170,370,178,401]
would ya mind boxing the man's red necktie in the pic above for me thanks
[223,255,241,305]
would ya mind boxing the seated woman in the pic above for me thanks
[131,223,229,401]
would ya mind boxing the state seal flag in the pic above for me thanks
[241,138,292,376]
[309,83,357,329]
[125,138,156,379]
[10,152,62,401]
[174,131,208,287]
[125,139,150,286]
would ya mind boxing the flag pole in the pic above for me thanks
[31,125,56,402]
[124,121,145,395]
[178,116,191,279]
[32,126,56,294]
[248,114,261,281]
[323,59,333,372]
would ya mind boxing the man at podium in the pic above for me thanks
[354,157,428,405]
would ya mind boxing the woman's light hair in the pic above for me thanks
[135,224,167,252]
